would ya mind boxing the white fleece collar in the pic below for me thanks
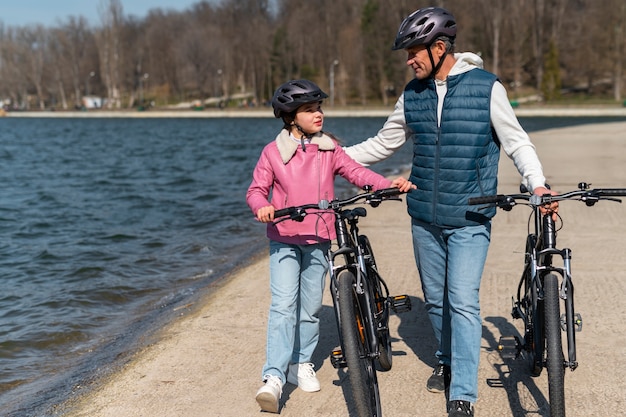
[276,130,335,164]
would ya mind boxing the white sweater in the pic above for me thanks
[345,52,547,192]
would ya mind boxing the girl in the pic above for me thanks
[246,79,412,413]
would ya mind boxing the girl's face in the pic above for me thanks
[292,101,324,137]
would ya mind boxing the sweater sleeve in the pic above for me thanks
[343,95,411,166]
[333,146,392,191]
[246,146,274,215]
[490,82,547,191]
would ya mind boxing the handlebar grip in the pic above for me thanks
[595,188,626,197]
[375,187,404,198]
[274,208,291,218]
[468,195,505,205]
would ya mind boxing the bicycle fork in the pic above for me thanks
[561,251,581,371]
[500,249,582,372]
[542,247,581,372]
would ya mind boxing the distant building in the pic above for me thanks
[82,96,103,109]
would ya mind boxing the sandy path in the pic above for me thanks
[61,122,626,417]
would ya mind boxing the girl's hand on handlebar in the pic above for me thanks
[390,177,416,193]
[256,205,276,223]
[533,186,559,220]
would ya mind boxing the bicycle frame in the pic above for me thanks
[328,205,381,365]
[521,204,578,372]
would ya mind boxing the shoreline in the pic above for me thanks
[1,246,270,417]
[2,106,626,119]
[55,121,626,417]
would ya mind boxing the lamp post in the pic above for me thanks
[85,71,95,96]
[329,60,339,107]
[139,73,149,106]
[215,69,223,97]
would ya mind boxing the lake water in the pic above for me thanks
[1,115,624,415]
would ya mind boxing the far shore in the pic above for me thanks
[2,105,626,119]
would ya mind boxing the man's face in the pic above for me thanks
[405,44,433,80]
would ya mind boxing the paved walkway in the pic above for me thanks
[61,122,626,416]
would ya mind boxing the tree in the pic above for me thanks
[97,0,124,108]
[541,40,561,100]
[14,25,48,109]
[0,0,623,108]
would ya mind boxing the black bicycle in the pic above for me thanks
[275,186,412,417]
[469,182,626,417]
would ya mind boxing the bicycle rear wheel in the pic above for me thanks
[526,271,544,377]
[338,269,382,417]
[522,236,544,377]
[544,273,566,417]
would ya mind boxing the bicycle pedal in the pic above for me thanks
[497,335,521,359]
[390,294,412,313]
[330,347,347,369]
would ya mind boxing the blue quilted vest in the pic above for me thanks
[404,69,500,227]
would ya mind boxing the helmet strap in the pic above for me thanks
[293,123,313,152]
[426,42,450,79]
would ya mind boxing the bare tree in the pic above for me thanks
[612,0,625,100]
[97,0,124,108]
[51,17,97,109]
[13,25,48,109]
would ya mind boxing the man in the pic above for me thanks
[345,7,555,417]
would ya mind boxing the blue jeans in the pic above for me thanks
[262,240,330,383]
[411,219,491,404]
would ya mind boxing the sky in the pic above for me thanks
[0,0,210,27]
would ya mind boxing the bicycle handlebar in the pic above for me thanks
[468,183,626,209]
[274,187,405,220]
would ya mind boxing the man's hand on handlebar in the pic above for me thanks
[390,177,416,193]
[533,185,559,220]
[256,205,276,223]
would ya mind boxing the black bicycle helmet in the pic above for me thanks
[271,79,328,118]
[392,7,457,50]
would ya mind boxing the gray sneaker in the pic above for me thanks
[256,374,283,413]
[426,364,450,393]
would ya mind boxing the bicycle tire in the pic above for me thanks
[338,269,382,417]
[369,266,392,372]
[359,235,392,372]
[544,273,566,417]
[523,236,543,377]
[527,271,544,377]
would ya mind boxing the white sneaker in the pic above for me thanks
[255,374,283,413]
[287,362,321,392]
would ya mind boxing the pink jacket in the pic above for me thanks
[246,130,392,245]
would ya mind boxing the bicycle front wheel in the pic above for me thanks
[338,269,382,417]
[544,273,566,417]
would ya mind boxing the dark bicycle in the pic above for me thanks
[469,182,626,417]
[275,186,412,417]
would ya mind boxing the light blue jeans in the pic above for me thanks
[411,219,491,404]
[262,240,330,383]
